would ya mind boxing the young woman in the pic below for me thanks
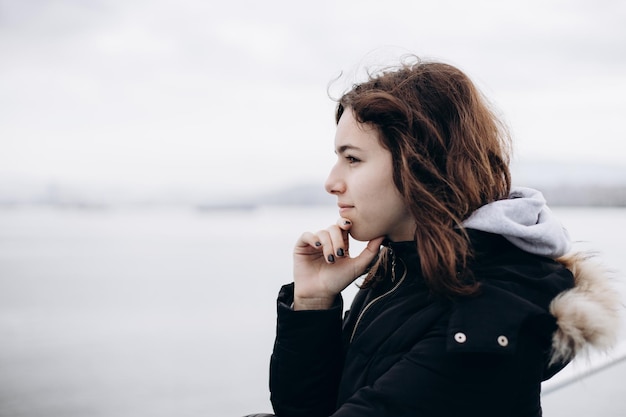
[250,59,620,417]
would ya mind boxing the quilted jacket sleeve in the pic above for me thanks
[269,283,344,417]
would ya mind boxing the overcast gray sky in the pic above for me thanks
[1,0,625,197]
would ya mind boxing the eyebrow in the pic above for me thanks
[335,144,363,154]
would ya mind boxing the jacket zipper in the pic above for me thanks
[349,260,407,344]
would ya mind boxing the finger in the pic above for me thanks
[326,225,348,258]
[336,217,353,231]
[294,232,326,259]
[315,229,337,264]
[295,231,323,250]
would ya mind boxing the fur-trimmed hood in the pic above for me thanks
[550,252,622,364]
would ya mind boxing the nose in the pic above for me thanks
[325,163,345,195]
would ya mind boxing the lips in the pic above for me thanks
[338,203,354,215]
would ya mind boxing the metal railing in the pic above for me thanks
[542,339,626,395]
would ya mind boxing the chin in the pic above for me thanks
[348,228,376,242]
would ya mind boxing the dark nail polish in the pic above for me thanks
[328,254,335,263]
[344,220,351,225]
[315,242,321,247]
[337,248,344,257]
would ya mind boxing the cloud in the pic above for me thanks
[0,0,624,194]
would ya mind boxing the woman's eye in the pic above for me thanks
[346,155,361,164]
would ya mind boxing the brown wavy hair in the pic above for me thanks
[336,58,511,297]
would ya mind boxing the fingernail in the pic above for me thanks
[328,254,335,263]
[344,220,351,225]
[337,248,344,257]
[315,242,321,247]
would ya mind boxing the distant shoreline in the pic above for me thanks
[2,183,625,210]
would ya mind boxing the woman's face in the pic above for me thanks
[325,110,415,242]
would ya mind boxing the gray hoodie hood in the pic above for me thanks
[462,187,571,258]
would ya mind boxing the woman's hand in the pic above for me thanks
[292,218,384,310]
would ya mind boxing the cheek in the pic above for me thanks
[356,173,393,203]
[347,161,404,240]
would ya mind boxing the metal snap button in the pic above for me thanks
[454,332,467,343]
[497,335,509,347]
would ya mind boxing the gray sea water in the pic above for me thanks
[0,205,625,416]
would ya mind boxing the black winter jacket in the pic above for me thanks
[269,231,618,417]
